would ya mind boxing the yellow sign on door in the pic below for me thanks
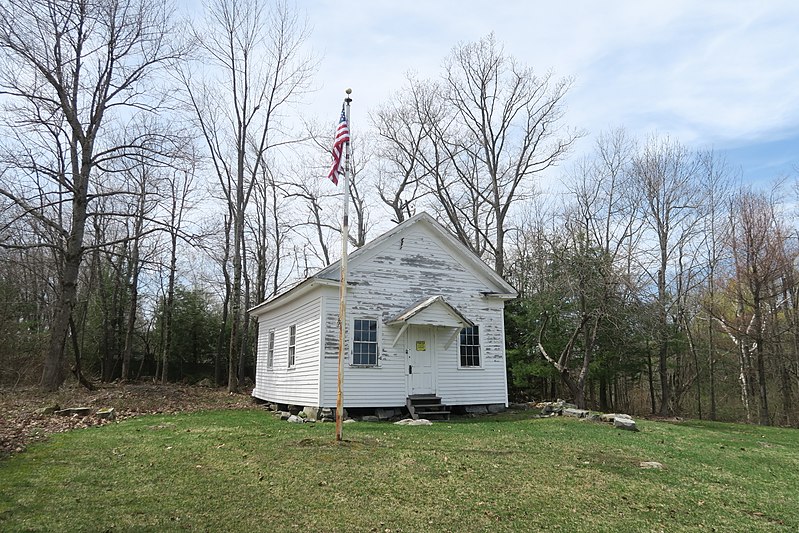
[415,341,426,351]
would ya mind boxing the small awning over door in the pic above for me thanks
[386,296,473,348]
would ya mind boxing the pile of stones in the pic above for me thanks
[534,399,639,431]
[268,405,406,424]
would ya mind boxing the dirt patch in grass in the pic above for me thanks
[296,436,383,450]
[0,382,256,458]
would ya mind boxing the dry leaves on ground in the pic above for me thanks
[0,382,256,458]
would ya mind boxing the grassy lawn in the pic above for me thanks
[1,410,797,532]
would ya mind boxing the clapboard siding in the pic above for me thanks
[404,302,464,327]
[436,298,508,405]
[253,294,322,406]
[347,226,494,324]
[319,225,508,407]
[252,212,515,409]
[320,294,408,407]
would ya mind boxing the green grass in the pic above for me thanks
[1,411,798,532]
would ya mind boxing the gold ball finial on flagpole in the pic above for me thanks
[345,88,352,94]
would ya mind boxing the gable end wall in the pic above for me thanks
[319,225,508,407]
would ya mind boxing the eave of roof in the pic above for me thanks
[385,295,474,327]
[247,278,340,316]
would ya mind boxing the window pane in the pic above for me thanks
[352,319,378,365]
[267,331,275,367]
[459,325,480,367]
[288,324,297,367]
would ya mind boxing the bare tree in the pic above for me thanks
[537,129,640,408]
[696,151,734,420]
[346,140,374,249]
[158,159,197,383]
[631,135,703,416]
[120,155,152,381]
[251,163,291,300]
[184,0,313,392]
[0,0,184,390]
[304,118,376,251]
[371,75,436,223]
[285,177,336,268]
[118,121,188,381]
[717,188,794,425]
[426,33,580,275]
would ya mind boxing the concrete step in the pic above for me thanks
[415,410,450,420]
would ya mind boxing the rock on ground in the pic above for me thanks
[600,413,633,423]
[614,417,638,431]
[394,418,433,426]
[563,408,590,418]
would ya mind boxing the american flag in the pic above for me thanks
[326,104,350,185]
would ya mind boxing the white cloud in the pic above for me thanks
[302,0,799,179]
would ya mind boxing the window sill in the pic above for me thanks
[350,364,380,369]
[457,366,484,370]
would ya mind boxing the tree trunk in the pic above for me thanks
[122,182,146,381]
[228,204,243,393]
[755,336,770,426]
[216,216,232,387]
[238,240,251,386]
[494,222,505,276]
[160,232,178,384]
[708,309,717,421]
[658,268,671,416]
[41,172,90,391]
[683,320,702,419]
[599,376,609,412]
[737,342,752,423]
[780,362,793,426]
[121,259,140,381]
[69,315,95,391]
[646,352,656,414]
[574,315,599,410]
[216,287,230,387]
[41,252,81,391]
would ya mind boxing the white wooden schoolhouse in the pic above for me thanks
[249,212,517,418]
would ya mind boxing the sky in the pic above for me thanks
[299,0,799,187]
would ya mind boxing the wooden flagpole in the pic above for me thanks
[336,89,352,442]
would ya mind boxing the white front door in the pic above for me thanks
[408,325,435,395]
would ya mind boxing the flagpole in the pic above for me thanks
[336,89,352,442]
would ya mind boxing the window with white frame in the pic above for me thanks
[267,330,275,368]
[459,325,480,367]
[352,319,378,366]
[287,324,296,367]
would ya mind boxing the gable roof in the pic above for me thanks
[386,295,474,328]
[249,211,517,316]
